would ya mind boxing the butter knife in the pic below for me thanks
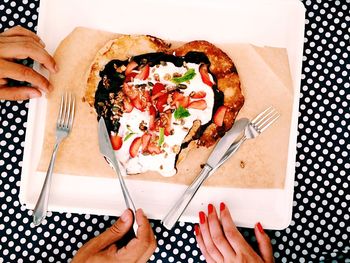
[98,117,137,242]
[162,118,249,230]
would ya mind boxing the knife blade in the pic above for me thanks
[162,118,249,230]
[98,117,137,245]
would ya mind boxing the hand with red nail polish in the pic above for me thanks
[72,209,157,263]
[194,203,274,263]
[0,25,58,100]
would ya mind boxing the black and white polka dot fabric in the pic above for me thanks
[0,0,349,262]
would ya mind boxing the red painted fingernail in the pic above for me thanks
[208,203,214,214]
[194,224,200,236]
[257,222,264,234]
[220,202,225,211]
[199,211,206,224]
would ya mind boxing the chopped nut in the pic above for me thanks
[160,165,163,170]
[240,161,245,168]
[176,84,187,89]
[189,91,195,97]
[164,73,171,81]
[173,72,182,78]
[154,73,160,81]
[139,120,147,131]
[172,145,180,153]
[160,61,167,66]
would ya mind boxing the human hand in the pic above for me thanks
[194,202,274,263]
[72,209,157,263]
[0,25,57,100]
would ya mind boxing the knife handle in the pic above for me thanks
[162,164,212,230]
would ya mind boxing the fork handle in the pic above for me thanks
[33,142,60,226]
[162,164,213,230]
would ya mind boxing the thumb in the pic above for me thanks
[254,222,274,263]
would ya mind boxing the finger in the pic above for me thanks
[117,209,157,262]
[220,202,247,250]
[0,78,8,85]
[194,224,216,263]
[0,86,41,100]
[0,41,57,73]
[0,35,45,48]
[1,25,44,45]
[198,210,224,262]
[79,209,134,256]
[207,204,236,259]
[255,222,274,263]
[0,59,52,93]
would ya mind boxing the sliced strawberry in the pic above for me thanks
[213,106,228,127]
[191,91,207,99]
[135,64,150,80]
[172,91,189,108]
[110,134,123,150]
[152,82,165,96]
[142,90,151,103]
[163,112,173,136]
[156,93,168,113]
[199,64,214,87]
[125,61,138,75]
[123,83,138,100]
[141,133,151,152]
[188,99,207,110]
[129,137,142,158]
[131,96,145,112]
[125,72,138,83]
[148,105,156,131]
[123,98,134,113]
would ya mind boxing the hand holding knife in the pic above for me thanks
[98,117,137,246]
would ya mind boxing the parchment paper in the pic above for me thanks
[37,27,294,189]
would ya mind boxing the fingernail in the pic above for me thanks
[220,202,225,211]
[257,222,264,234]
[120,209,131,222]
[199,211,205,224]
[194,224,200,236]
[208,203,213,214]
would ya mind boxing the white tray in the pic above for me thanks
[19,0,305,229]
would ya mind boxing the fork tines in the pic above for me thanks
[57,92,75,130]
[252,106,280,132]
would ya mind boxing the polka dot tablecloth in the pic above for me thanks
[0,0,349,262]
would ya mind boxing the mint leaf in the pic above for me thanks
[174,106,191,120]
[158,128,165,146]
[171,68,196,84]
[124,133,135,141]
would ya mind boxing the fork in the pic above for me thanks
[211,106,280,174]
[33,92,75,226]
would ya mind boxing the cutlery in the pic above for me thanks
[162,118,249,230]
[211,106,280,174]
[33,92,75,226]
[98,117,138,242]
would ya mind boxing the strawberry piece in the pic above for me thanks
[213,106,228,126]
[123,98,134,113]
[152,82,165,96]
[123,83,138,100]
[148,105,156,131]
[172,91,189,108]
[131,96,145,112]
[156,93,168,113]
[125,72,138,83]
[135,64,150,80]
[141,133,151,152]
[110,134,123,150]
[125,61,138,75]
[188,99,207,110]
[129,137,142,158]
[191,91,207,99]
[199,64,214,87]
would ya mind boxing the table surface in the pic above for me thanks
[0,0,349,262]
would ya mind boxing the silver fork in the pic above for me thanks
[33,92,76,226]
[211,106,280,174]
